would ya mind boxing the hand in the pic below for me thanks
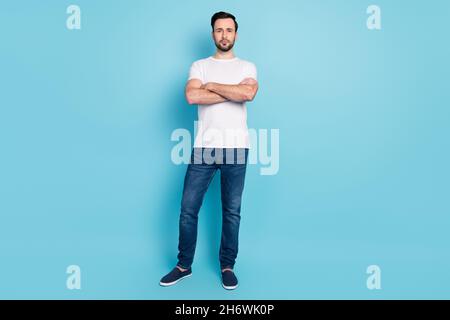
[239,77,257,85]
[203,82,216,91]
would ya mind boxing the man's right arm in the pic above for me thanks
[185,79,228,105]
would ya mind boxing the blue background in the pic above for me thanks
[0,0,449,299]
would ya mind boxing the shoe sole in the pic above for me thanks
[222,283,238,290]
[159,273,192,287]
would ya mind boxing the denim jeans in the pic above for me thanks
[177,147,249,270]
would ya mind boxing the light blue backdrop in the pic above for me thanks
[0,0,449,299]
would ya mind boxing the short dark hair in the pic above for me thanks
[211,11,238,32]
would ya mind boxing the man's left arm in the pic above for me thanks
[203,78,258,103]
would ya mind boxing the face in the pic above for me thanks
[212,18,237,52]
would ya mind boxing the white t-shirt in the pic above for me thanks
[188,56,257,149]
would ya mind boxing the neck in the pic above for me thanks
[213,50,235,60]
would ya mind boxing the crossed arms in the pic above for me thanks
[185,78,258,105]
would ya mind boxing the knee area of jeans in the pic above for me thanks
[180,210,198,223]
[223,217,240,227]
[181,197,202,212]
[222,199,242,213]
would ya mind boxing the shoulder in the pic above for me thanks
[191,57,211,67]
[237,58,257,69]
[237,58,257,79]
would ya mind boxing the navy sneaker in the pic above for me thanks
[159,267,192,287]
[221,269,238,290]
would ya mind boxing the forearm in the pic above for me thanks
[186,88,228,105]
[206,83,254,102]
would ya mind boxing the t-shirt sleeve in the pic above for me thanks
[188,61,203,83]
[244,62,258,81]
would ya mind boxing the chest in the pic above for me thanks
[202,63,246,85]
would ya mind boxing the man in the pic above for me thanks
[160,11,258,290]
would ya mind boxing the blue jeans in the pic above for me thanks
[177,147,249,270]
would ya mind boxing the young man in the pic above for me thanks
[160,11,258,290]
